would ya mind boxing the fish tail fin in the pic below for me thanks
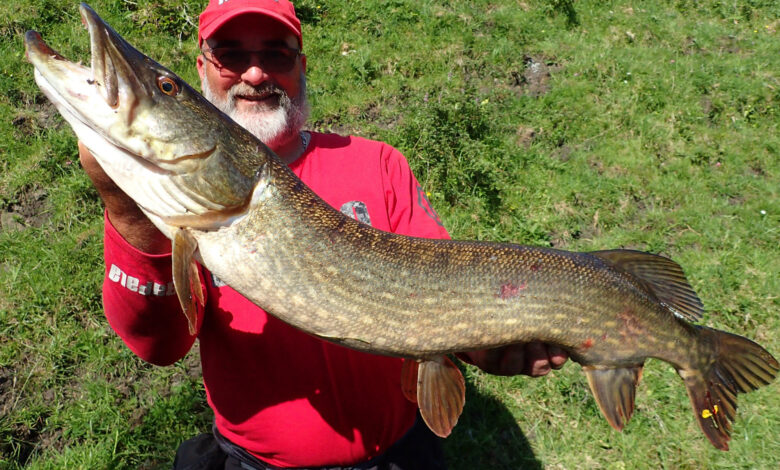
[583,364,644,431]
[679,327,779,451]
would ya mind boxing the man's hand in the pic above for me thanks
[78,141,171,254]
[460,342,569,377]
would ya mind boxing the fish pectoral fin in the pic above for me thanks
[163,209,244,231]
[172,228,203,335]
[589,249,704,323]
[416,356,465,438]
[583,364,644,432]
[400,359,419,404]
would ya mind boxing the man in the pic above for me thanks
[78,1,568,468]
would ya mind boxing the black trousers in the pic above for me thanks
[172,416,447,470]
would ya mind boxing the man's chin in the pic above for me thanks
[234,100,280,115]
[230,111,290,146]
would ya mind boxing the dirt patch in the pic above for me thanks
[683,35,746,56]
[0,366,13,416]
[748,162,765,177]
[515,126,537,148]
[0,185,50,232]
[554,145,574,162]
[11,100,61,138]
[1,415,61,466]
[716,35,742,55]
[0,364,54,465]
[510,56,559,98]
[309,116,360,137]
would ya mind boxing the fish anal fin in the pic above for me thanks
[590,249,704,323]
[583,364,644,432]
[417,356,465,438]
[172,228,202,335]
[400,359,419,404]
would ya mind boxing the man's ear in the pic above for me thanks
[196,55,206,83]
[301,54,307,73]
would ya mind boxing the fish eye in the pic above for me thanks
[157,76,179,96]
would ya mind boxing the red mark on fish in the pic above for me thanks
[582,338,594,349]
[498,281,527,299]
[618,307,644,341]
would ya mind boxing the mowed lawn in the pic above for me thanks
[1,1,778,468]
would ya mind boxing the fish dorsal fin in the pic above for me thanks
[172,228,204,335]
[416,356,466,438]
[590,249,704,322]
[583,364,644,431]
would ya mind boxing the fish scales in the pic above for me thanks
[197,162,690,362]
[25,3,778,449]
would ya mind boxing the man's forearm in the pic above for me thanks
[102,212,197,365]
[79,141,170,254]
[106,208,171,254]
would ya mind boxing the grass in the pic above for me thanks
[1,0,778,468]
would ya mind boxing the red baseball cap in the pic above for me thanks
[198,0,302,48]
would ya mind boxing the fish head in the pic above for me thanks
[24,3,267,233]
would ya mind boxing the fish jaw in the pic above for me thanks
[24,5,260,229]
[24,17,154,164]
[26,30,195,228]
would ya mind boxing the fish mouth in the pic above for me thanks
[80,2,149,110]
[24,3,148,125]
[24,3,171,180]
[23,4,192,226]
[24,3,255,231]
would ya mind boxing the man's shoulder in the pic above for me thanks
[307,132,409,171]
[309,131,393,153]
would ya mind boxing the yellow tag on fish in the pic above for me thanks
[701,405,719,419]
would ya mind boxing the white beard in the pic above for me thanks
[202,73,309,148]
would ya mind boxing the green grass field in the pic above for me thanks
[1,0,778,468]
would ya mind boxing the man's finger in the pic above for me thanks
[548,345,568,369]
[524,341,552,377]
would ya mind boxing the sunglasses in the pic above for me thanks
[201,46,301,74]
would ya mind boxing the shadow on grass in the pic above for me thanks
[444,372,541,469]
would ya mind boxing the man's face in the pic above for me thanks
[197,14,308,148]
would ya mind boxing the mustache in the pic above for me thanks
[227,82,286,100]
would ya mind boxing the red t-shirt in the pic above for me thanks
[101,133,449,467]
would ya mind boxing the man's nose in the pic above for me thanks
[240,58,271,86]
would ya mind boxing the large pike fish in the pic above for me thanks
[26,3,777,450]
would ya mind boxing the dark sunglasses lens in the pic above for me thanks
[261,50,297,72]
[212,50,245,70]
[211,49,297,73]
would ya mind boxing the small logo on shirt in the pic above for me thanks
[108,264,175,296]
[340,200,372,225]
